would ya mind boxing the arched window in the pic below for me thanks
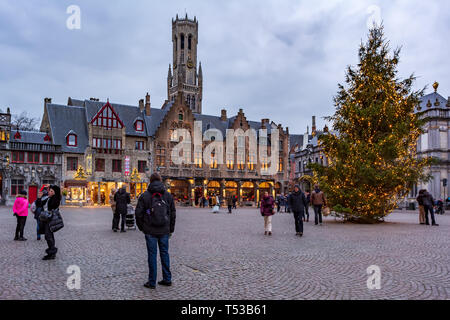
[186,95,191,106]
[178,111,184,121]
[181,34,185,50]
[174,36,178,51]
[134,120,144,132]
[188,34,192,50]
[191,96,196,110]
[67,134,77,147]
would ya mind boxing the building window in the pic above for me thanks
[237,160,245,170]
[91,103,123,129]
[95,158,105,172]
[135,120,144,132]
[67,134,77,147]
[12,151,25,163]
[227,160,234,170]
[135,141,144,150]
[170,129,178,142]
[210,152,218,169]
[0,130,9,141]
[42,153,55,164]
[278,158,283,172]
[156,145,166,167]
[112,159,122,172]
[186,95,191,107]
[191,96,195,110]
[194,151,202,168]
[138,161,146,173]
[67,157,78,171]
[181,34,185,50]
[11,179,24,196]
[188,34,192,50]
[27,152,40,164]
[247,154,255,171]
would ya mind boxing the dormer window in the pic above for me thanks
[14,131,21,140]
[44,134,51,142]
[135,120,144,132]
[67,134,77,147]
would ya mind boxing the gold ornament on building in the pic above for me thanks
[187,57,194,69]
[433,81,439,92]
[74,166,87,180]
[130,168,141,182]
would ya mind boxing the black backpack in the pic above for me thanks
[145,191,169,227]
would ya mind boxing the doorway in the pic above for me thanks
[28,185,38,204]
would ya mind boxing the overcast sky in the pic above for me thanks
[0,0,449,134]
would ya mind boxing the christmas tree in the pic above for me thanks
[309,25,432,223]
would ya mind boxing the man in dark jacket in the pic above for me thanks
[113,186,130,232]
[288,185,308,237]
[135,173,176,289]
[423,190,439,226]
[304,191,311,222]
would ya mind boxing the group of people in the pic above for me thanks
[416,189,439,226]
[12,184,62,260]
[260,184,327,237]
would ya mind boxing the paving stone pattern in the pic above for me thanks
[0,206,449,300]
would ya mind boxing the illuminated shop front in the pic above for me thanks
[241,181,255,203]
[207,180,220,196]
[64,180,88,205]
[225,181,238,197]
[168,180,189,204]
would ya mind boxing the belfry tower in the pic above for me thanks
[167,14,203,114]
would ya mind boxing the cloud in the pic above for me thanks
[0,0,448,134]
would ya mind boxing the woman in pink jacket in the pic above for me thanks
[13,190,29,241]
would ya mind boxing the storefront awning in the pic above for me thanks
[64,180,88,188]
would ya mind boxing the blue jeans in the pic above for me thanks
[145,234,171,286]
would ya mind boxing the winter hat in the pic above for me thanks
[19,190,27,196]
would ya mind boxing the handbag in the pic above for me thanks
[323,206,331,216]
[39,210,53,222]
[49,209,64,233]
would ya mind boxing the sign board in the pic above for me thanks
[124,156,130,176]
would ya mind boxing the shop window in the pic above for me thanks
[112,159,122,172]
[42,153,55,164]
[11,179,24,196]
[96,158,105,172]
[138,161,146,173]
[67,134,77,147]
[27,152,40,164]
[12,151,25,163]
[67,157,78,171]
[135,141,144,150]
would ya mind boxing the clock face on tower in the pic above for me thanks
[187,57,194,69]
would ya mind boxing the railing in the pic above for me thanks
[9,142,61,152]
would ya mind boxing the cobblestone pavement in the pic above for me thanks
[0,205,449,300]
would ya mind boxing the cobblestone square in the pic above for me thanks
[0,206,449,300]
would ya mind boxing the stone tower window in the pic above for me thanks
[186,95,191,107]
[192,96,196,110]
[188,34,192,50]
[181,34,185,49]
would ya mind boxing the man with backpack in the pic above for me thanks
[135,173,176,289]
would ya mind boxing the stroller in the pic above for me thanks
[125,204,137,230]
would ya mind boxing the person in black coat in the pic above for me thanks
[304,191,311,222]
[113,186,131,232]
[34,187,49,241]
[288,185,308,237]
[40,185,61,260]
[135,173,176,289]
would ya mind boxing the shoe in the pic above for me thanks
[14,236,19,241]
[37,236,41,240]
[42,254,55,260]
[426,223,430,225]
[264,231,268,236]
[158,280,172,287]
[419,223,425,225]
[18,237,27,241]
[268,232,272,236]
[144,282,156,289]
[120,230,126,233]
[432,223,439,226]
[299,232,303,237]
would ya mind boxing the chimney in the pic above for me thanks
[447,97,450,108]
[220,109,227,121]
[312,116,316,135]
[261,118,269,128]
[145,92,151,116]
[7,107,11,114]
[139,99,144,112]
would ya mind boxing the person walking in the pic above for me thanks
[423,190,439,226]
[226,194,233,214]
[13,190,29,241]
[311,184,327,226]
[275,194,281,213]
[304,191,311,222]
[416,189,426,225]
[113,186,131,233]
[135,173,176,290]
[232,195,237,209]
[109,189,117,231]
[288,185,308,237]
[40,185,62,260]
[260,191,275,236]
[34,187,49,240]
